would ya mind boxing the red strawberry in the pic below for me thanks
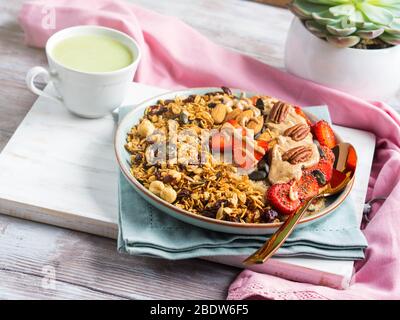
[267,183,301,215]
[305,159,334,185]
[226,119,240,128]
[294,106,312,126]
[254,140,269,161]
[233,137,270,168]
[330,169,348,189]
[312,120,336,149]
[319,145,335,164]
[297,174,319,201]
[251,96,261,106]
[210,132,231,152]
[232,138,252,169]
[346,145,357,172]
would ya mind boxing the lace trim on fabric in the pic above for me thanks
[228,281,329,300]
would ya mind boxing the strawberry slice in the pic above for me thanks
[251,96,259,105]
[210,120,247,153]
[210,132,231,152]
[312,120,336,149]
[226,119,240,128]
[233,135,270,168]
[330,169,348,189]
[305,159,334,185]
[319,145,335,164]
[297,174,319,201]
[294,106,312,126]
[267,183,301,215]
[254,140,269,161]
[346,145,357,172]
[232,137,249,168]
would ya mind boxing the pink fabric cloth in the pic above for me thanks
[19,0,400,300]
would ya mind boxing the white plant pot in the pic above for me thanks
[284,18,400,101]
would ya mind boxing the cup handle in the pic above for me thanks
[26,66,63,103]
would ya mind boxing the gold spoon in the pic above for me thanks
[243,142,357,265]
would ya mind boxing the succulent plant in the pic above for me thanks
[289,0,400,48]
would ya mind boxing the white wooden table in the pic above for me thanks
[1,0,397,300]
[0,0,295,300]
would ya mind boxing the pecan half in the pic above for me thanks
[269,101,289,124]
[282,146,313,164]
[284,123,310,141]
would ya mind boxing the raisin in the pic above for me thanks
[221,86,232,95]
[148,105,167,116]
[202,209,217,218]
[132,153,143,164]
[255,98,264,110]
[262,209,279,223]
[177,189,191,200]
[163,175,174,184]
[183,95,196,103]
[163,99,174,105]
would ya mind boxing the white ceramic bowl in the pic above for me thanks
[115,88,353,235]
[285,18,400,101]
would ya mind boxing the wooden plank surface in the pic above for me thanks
[0,0,291,300]
[0,214,236,299]
[1,0,398,300]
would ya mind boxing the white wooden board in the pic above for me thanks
[0,82,375,288]
[0,83,165,238]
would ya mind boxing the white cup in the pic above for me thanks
[26,25,141,118]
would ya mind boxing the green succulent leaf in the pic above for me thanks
[372,0,400,4]
[360,3,394,25]
[290,0,330,18]
[290,0,400,48]
[356,28,385,39]
[304,20,329,37]
[312,11,342,25]
[326,35,361,47]
[307,0,349,5]
[329,4,355,17]
[358,21,382,30]
[372,1,400,15]
[385,18,400,35]
[347,10,366,26]
[326,23,357,36]
[380,32,400,44]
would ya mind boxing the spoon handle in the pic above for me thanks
[243,195,318,265]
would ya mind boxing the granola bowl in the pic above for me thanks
[115,88,354,235]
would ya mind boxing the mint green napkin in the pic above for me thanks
[117,106,368,260]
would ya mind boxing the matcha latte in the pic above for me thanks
[52,34,134,73]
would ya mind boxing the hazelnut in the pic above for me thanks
[138,119,155,138]
[149,180,165,196]
[160,186,177,203]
